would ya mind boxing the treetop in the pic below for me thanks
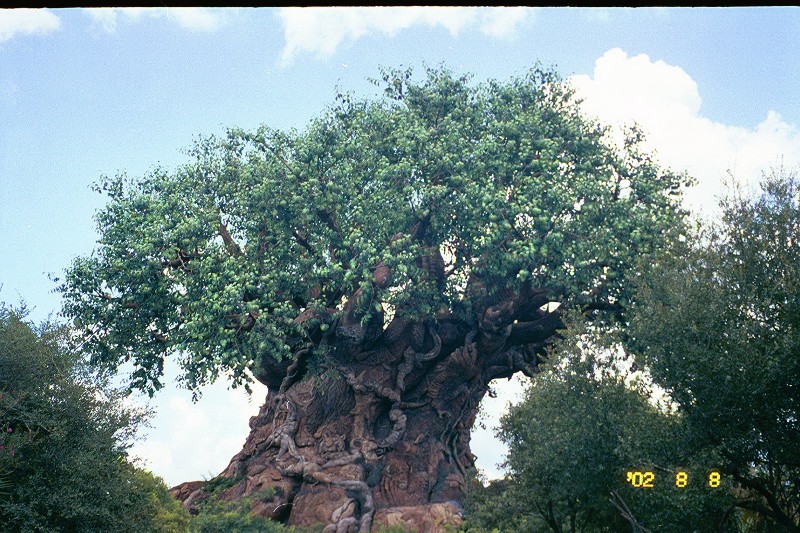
[59,66,692,395]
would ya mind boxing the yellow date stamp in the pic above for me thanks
[626,470,721,488]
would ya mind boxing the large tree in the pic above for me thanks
[59,66,690,531]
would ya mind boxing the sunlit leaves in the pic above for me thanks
[60,66,690,395]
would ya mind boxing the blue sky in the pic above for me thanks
[1,7,799,487]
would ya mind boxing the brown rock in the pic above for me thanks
[373,502,464,533]
[288,485,350,528]
[168,479,204,502]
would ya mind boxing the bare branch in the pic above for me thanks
[609,491,652,533]
[219,221,242,257]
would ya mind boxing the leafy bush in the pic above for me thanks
[0,303,188,532]
[189,489,292,533]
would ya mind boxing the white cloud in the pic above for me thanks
[132,439,174,476]
[470,375,529,480]
[569,48,800,218]
[85,9,117,33]
[0,8,60,44]
[479,7,529,39]
[128,357,268,487]
[278,7,529,66]
[168,8,222,32]
[84,7,222,34]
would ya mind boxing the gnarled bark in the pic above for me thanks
[171,291,563,532]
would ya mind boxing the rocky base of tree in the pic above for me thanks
[170,299,561,532]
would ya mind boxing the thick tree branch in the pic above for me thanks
[506,310,564,347]
[732,473,800,531]
[409,213,432,242]
[291,228,314,256]
[224,310,260,333]
[481,343,548,381]
[219,221,242,257]
[315,208,339,233]
[252,353,292,391]
[162,247,201,271]
[478,284,551,334]
[279,343,314,394]
[336,287,384,352]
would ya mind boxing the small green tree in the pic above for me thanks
[0,303,189,532]
[133,469,193,533]
[463,474,540,532]
[484,322,733,533]
[630,169,800,530]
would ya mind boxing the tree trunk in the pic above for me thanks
[171,289,562,532]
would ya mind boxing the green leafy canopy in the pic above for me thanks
[59,66,692,396]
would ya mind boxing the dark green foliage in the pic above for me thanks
[463,475,539,532]
[0,303,188,532]
[630,168,800,530]
[202,474,243,496]
[473,169,800,532]
[58,66,691,397]
[475,321,732,533]
[185,477,302,532]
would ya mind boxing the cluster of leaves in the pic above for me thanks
[130,469,193,533]
[57,65,691,397]
[0,303,189,532]
[464,169,800,532]
[463,475,539,532]
[0,301,314,532]
[0,425,12,497]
